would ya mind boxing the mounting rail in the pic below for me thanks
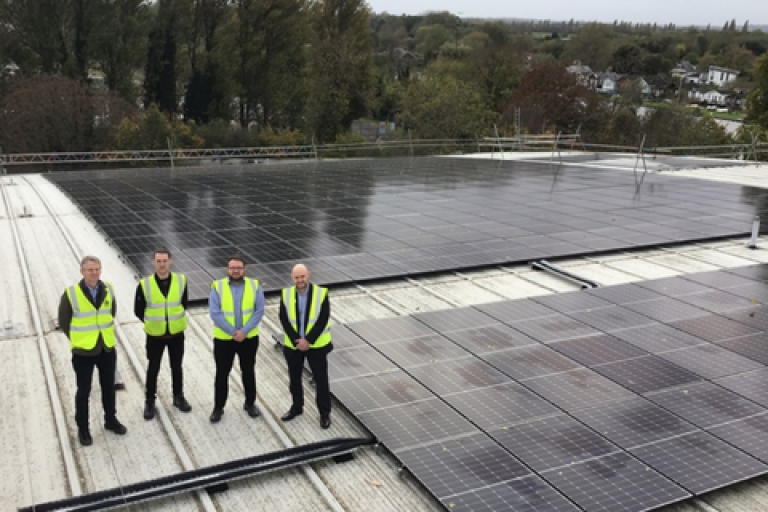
[19,437,375,512]
[530,260,600,289]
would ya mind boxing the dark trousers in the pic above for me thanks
[284,343,333,418]
[213,337,259,409]
[145,333,185,401]
[72,349,116,431]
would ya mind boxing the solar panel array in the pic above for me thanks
[331,264,768,512]
[46,157,768,300]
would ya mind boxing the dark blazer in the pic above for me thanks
[278,284,331,347]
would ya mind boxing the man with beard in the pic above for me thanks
[208,255,265,423]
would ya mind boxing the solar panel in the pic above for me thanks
[441,475,581,512]
[656,344,764,379]
[646,382,767,428]
[540,452,690,512]
[325,265,768,511]
[395,433,531,499]
[443,381,559,430]
[630,431,768,494]
[591,355,701,394]
[490,415,620,472]
[46,157,768,299]
[478,345,581,381]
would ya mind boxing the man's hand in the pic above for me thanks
[233,330,246,342]
[296,338,310,352]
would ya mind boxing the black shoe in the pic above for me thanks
[281,410,302,422]
[114,382,125,391]
[104,418,127,435]
[244,403,261,418]
[320,416,331,429]
[143,401,156,420]
[210,408,223,423]
[78,429,93,446]
[173,395,192,413]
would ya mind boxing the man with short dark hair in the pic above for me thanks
[135,247,191,420]
[279,263,334,429]
[58,256,127,446]
[208,255,265,423]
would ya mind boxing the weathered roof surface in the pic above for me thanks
[3,158,768,511]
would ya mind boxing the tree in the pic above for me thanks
[183,0,233,124]
[502,61,602,134]
[305,0,374,142]
[746,54,768,130]
[561,23,616,71]
[399,71,494,139]
[610,43,643,74]
[90,0,149,103]
[144,0,183,113]
[232,0,309,129]
[0,75,136,152]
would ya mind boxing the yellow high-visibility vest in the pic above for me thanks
[141,272,187,336]
[211,278,260,340]
[282,284,331,349]
[66,282,116,350]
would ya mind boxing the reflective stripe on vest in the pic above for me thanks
[66,282,116,350]
[282,284,331,349]
[141,272,188,336]
[212,278,260,340]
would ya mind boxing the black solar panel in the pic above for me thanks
[46,157,768,299]
[327,266,768,511]
[395,433,531,499]
[630,432,768,494]
[540,452,690,512]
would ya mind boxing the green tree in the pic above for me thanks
[305,0,374,143]
[610,43,643,74]
[561,23,616,71]
[144,0,183,113]
[399,71,495,139]
[183,0,233,124]
[91,0,149,103]
[746,54,768,129]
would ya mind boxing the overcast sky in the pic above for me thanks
[365,0,765,27]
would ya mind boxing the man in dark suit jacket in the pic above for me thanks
[278,264,333,429]
[58,255,127,446]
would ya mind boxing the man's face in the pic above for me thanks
[227,260,245,282]
[292,267,310,292]
[152,253,172,276]
[80,261,102,288]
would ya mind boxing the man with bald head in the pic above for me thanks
[279,264,333,429]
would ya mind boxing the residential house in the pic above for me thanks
[641,75,670,98]
[566,60,597,88]
[595,72,622,94]
[701,66,739,87]
[671,60,700,84]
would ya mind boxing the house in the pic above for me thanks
[701,66,739,87]
[671,60,700,84]
[566,60,597,88]
[641,75,670,98]
[595,72,622,94]
[2,61,19,76]
[687,87,729,106]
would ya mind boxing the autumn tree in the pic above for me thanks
[502,61,602,134]
[0,75,136,152]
